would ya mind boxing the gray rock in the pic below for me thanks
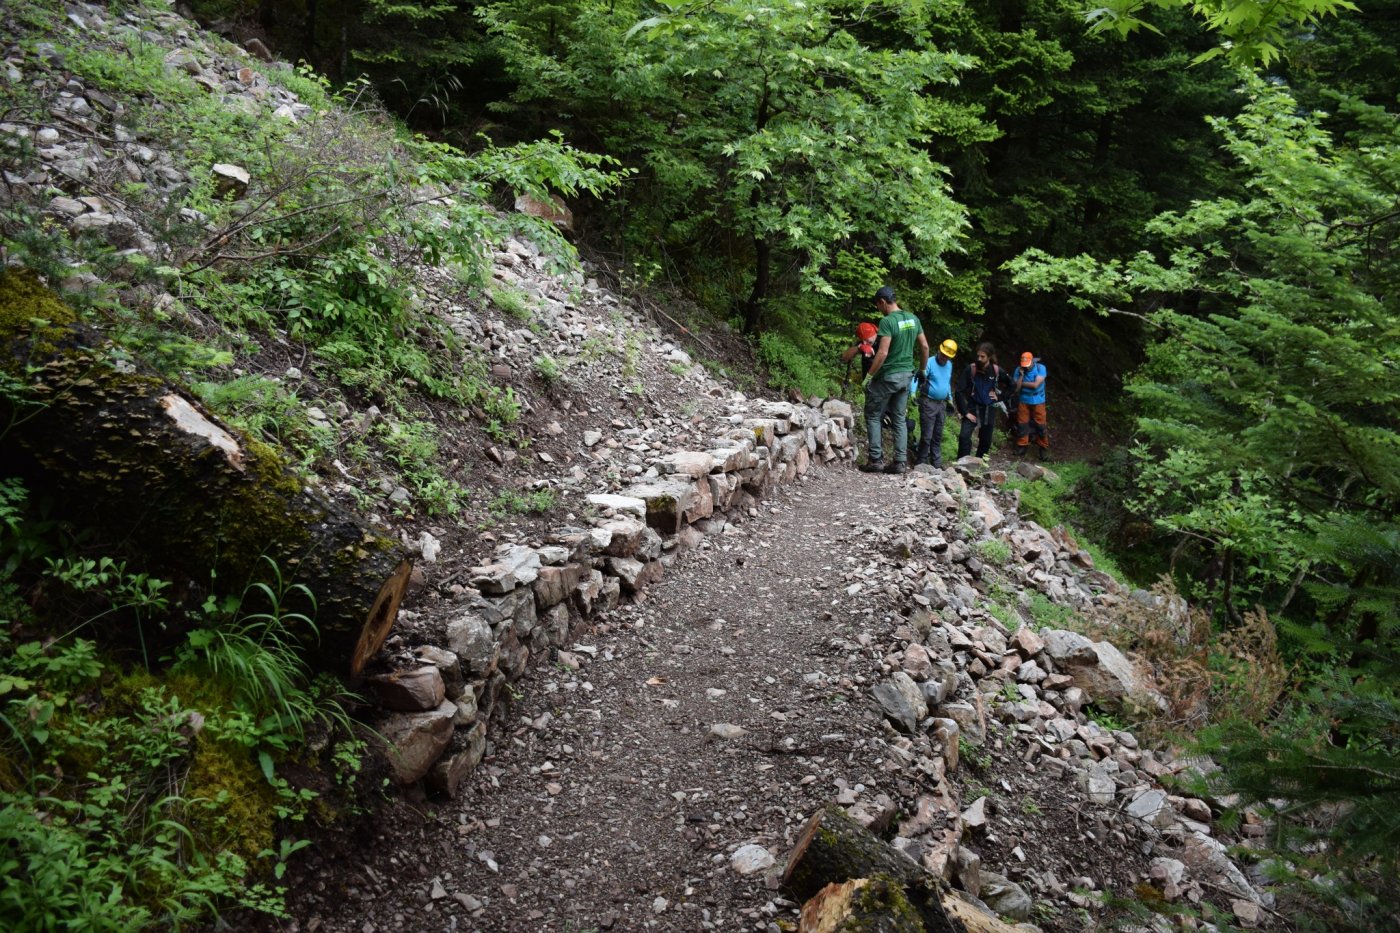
[606,555,662,593]
[1087,760,1119,805]
[709,723,747,740]
[729,844,775,875]
[1182,830,1262,903]
[1015,660,1046,684]
[1149,857,1187,901]
[622,479,697,534]
[931,718,960,770]
[586,492,646,516]
[979,871,1033,921]
[470,545,541,594]
[952,846,982,898]
[1015,461,1047,480]
[961,796,989,833]
[533,563,584,609]
[1126,788,1173,828]
[426,721,486,799]
[211,162,249,198]
[1042,628,1163,714]
[48,195,87,216]
[445,613,498,676]
[873,672,927,733]
[599,516,646,557]
[938,699,985,745]
[415,645,465,699]
[655,450,716,477]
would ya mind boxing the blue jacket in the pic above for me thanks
[1015,362,1047,405]
[955,363,1001,413]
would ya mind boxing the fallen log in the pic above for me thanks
[1,270,408,675]
[783,805,1018,932]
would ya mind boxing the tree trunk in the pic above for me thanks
[743,236,771,334]
[1082,112,1114,226]
[301,0,318,66]
[782,805,1011,932]
[1,271,409,676]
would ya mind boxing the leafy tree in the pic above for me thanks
[485,0,982,332]
[1085,0,1361,66]
[1010,74,1399,618]
[1008,74,1400,917]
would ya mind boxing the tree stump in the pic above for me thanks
[799,876,926,931]
[1,270,409,675]
[784,805,1019,933]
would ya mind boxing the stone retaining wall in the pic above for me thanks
[365,398,859,796]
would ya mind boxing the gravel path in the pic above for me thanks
[294,465,930,933]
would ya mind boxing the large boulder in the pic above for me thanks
[978,872,1033,922]
[445,613,498,676]
[1041,629,1163,714]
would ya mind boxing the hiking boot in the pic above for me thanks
[1038,448,1051,462]
[859,460,887,473]
[1011,445,1027,457]
[884,461,908,475]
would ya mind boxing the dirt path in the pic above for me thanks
[292,464,930,932]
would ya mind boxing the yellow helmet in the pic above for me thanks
[939,339,958,357]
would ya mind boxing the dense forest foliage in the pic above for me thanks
[2,0,1395,926]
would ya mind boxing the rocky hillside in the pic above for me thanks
[2,3,1276,931]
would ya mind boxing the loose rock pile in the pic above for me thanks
[835,459,1273,929]
[1,2,313,286]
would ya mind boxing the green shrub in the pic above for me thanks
[757,331,835,398]
[193,376,336,468]
[1028,592,1078,630]
[489,488,557,516]
[534,355,562,387]
[987,600,1021,633]
[974,538,1012,564]
[491,285,534,321]
[0,543,359,928]
[374,418,469,516]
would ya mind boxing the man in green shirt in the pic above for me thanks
[860,286,928,474]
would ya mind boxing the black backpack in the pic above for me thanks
[995,365,1015,405]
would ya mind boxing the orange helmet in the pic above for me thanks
[856,322,877,341]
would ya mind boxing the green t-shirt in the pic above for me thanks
[876,309,922,375]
